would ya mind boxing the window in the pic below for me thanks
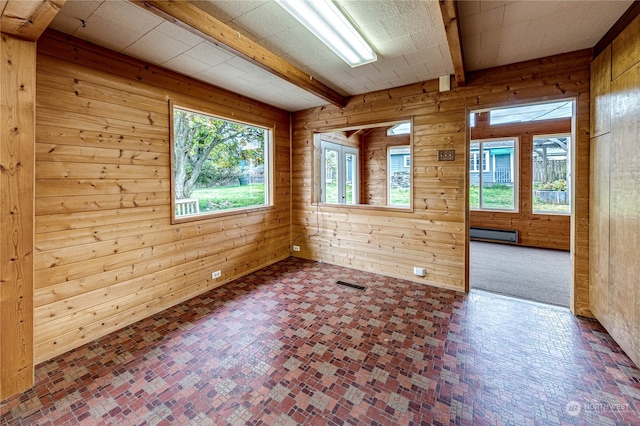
[470,151,490,173]
[532,134,571,215]
[489,100,572,125]
[320,141,359,204]
[470,139,518,211]
[387,122,411,136]
[314,120,412,210]
[171,105,272,222]
[388,146,410,206]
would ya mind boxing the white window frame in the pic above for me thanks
[470,151,490,173]
[470,152,479,172]
[320,140,359,204]
[470,138,519,212]
[532,133,571,216]
[387,146,411,207]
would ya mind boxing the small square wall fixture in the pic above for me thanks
[275,0,377,67]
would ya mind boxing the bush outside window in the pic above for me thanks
[171,105,271,222]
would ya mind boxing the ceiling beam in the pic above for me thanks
[0,0,66,41]
[438,0,466,87]
[131,0,346,108]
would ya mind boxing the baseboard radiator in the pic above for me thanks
[470,227,518,243]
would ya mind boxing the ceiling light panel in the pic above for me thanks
[275,0,376,67]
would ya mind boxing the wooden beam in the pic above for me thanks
[131,0,346,108]
[0,32,36,400]
[438,0,466,87]
[0,0,66,42]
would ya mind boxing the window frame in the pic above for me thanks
[470,150,490,173]
[387,145,411,207]
[320,140,360,204]
[470,137,519,213]
[531,133,571,216]
[488,100,573,126]
[170,102,274,224]
[312,118,413,212]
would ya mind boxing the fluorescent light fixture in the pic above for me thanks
[275,0,376,67]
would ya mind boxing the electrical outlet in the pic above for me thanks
[413,267,426,277]
[211,270,221,279]
[292,245,300,252]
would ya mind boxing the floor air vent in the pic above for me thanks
[336,281,367,291]
[470,227,518,243]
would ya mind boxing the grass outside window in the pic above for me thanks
[470,184,569,213]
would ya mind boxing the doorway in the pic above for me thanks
[467,100,575,308]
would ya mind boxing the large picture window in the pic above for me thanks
[171,105,272,222]
[470,139,518,211]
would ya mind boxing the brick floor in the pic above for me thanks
[1,258,639,425]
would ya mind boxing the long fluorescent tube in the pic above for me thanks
[275,0,377,67]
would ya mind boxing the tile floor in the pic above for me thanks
[1,258,639,425]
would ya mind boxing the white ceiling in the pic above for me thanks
[49,0,633,112]
[459,0,633,71]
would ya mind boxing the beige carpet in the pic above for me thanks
[470,241,570,307]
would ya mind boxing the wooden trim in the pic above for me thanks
[0,33,35,400]
[0,0,66,41]
[130,0,346,108]
[593,0,640,59]
[438,0,466,86]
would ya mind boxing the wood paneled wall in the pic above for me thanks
[32,30,291,363]
[590,13,640,366]
[292,49,592,315]
[361,128,410,206]
[470,114,571,250]
[0,33,36,400]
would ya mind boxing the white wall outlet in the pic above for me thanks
[211,270,221,279]
[292,245,300,252]
[413,267,426,277]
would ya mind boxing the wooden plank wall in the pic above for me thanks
[32,30,291,363]
[292,49,592,316]
[590,13,640,367]
[0,33,36,400]
[361,128,410,206]
[470,114,571,250]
